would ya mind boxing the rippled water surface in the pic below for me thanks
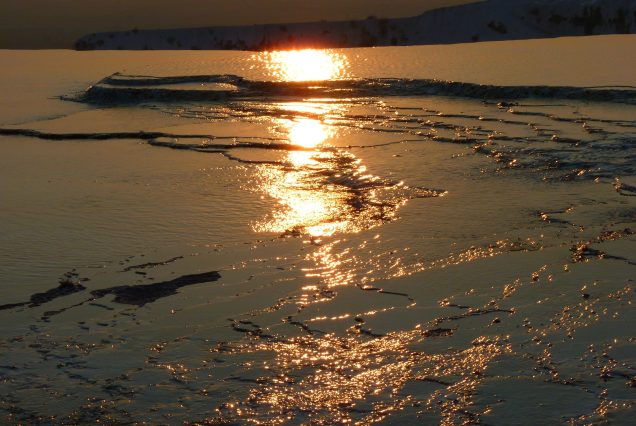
[1,36,635,424]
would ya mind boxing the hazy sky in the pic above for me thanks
[0,0,475,48]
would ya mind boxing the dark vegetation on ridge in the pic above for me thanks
[75,0,636,51]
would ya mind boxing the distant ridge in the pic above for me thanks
[75,0,636,50]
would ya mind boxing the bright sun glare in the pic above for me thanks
[288,119,329,149]
[260,49,349,82]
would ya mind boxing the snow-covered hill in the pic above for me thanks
[75,0,636,50]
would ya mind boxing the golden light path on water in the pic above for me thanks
[248,50,353,236]
[250,52,437,238]
[237,49,503,424]
[254,109,357,238]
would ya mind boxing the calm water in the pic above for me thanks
[0,36,635,424]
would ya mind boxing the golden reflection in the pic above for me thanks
[257,49,350,81]
[253,110,433,237]
[251,99,436,239]
[264,117,340,237]
[254,163,351,238]
[217,329,511,424]
[254,106,358,238]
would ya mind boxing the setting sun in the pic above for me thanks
[259,49,349,82]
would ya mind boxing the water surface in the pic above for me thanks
[0,36,635,424]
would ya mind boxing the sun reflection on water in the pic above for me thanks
[288,119,329,149]
[256,49,350,82]
[254,116,348,238]
[250,100,432,239]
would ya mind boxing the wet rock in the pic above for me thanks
[90,271,221,306]
[497,101,517,108]
[0,280,87,311]
[614,179,636,197]
[422,328,454,338]
[29,282,87,307]
[122,256,184,272]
